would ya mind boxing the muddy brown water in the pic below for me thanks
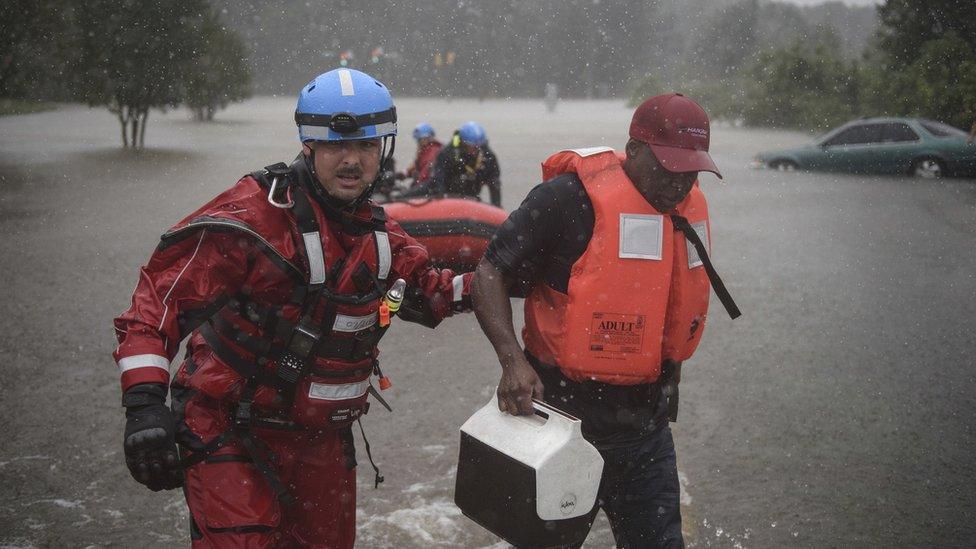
[1,98,974,547]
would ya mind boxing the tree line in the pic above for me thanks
[211,0,876,101]
[632,0,976,132]
[4,0,971,146]
[1,0,250,148]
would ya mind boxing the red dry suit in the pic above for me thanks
[407,139,442,187]
[113,157,472,548]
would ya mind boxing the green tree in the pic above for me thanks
[75,0,206,149]
[628,74,663,107]
[743,39,861,130]
[865,32,976,128]
[184,12,251,121]
[877,0,976,68]
[865,1,976,129]
[0,0,75,101]
[693,0,761,78]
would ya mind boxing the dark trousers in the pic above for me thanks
[571,424,684,549]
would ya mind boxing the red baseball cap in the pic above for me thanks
[629,93,722,179]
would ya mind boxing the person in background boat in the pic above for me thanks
[399,121,501,207]
[112,68,474,548]
[397,122,443,187]
[470,93,741,548]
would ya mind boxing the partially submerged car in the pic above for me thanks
[752,117,976,178]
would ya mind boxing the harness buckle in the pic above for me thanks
[267,176,295,209]
[234,400,253,429]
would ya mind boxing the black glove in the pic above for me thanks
[397,286,445,329]
[122,383,183,491]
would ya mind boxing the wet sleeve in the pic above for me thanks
[112,230,250,391]
[385,221,474,328]
[429,148,451,194]
[483,149,501,207]
[483,182,559,285]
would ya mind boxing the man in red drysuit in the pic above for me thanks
[113,68,472,547]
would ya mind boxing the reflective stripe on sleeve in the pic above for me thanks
[302,231,326,284]
[308,380,370,401]
[117,354,170,374]
[452,274,465,302]
[375,231,391,280]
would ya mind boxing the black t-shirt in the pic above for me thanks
[484,174,668,448]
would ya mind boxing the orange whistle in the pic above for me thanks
[378,375,392,390]
[379,302,390,327]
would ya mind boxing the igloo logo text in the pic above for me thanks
[559,493,577,515]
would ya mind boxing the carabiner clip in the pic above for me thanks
[267,177,295,209]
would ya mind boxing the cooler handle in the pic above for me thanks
[531,399,582,430]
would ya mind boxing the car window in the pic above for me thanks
[920,120,967,138]
[822,124,883,147]
[879,123,919,143]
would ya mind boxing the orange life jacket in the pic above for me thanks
[522,147,712,385]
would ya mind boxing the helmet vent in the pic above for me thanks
[307,84,316,92]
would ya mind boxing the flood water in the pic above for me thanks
[1,97,974,547]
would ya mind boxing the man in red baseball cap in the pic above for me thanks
[470,93,739,547]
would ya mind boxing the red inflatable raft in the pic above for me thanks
[383,197,508,271]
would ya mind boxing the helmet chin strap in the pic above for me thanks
[350,134,395,210]
[303,136,397,213]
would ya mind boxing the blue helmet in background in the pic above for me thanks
[412,122,435,140]
[458,121,487,147]
[295,68,397,142]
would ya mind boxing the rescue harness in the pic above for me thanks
[177,161,396,501]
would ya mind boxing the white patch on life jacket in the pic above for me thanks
[563,146,614,157]
[374,231,391,280]
[117,354,170,374]
[302,231,326,284]
[308,380,369,401]
[686,221,709,269]
[619,213,664,260]
[333,312,378,332]
[338,69,355,96]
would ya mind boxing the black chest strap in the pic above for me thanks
[671,215,741,320]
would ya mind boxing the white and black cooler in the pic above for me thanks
[455,395,604,548]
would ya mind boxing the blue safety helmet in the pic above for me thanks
[458,121,487,147]
[412,122,435,140]
[295,68,397,142]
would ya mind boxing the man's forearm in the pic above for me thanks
[471,261,522,365]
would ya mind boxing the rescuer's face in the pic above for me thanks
[625,139,697,212]
[306,139,381,203]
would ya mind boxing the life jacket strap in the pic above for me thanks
[671,215,742,320]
